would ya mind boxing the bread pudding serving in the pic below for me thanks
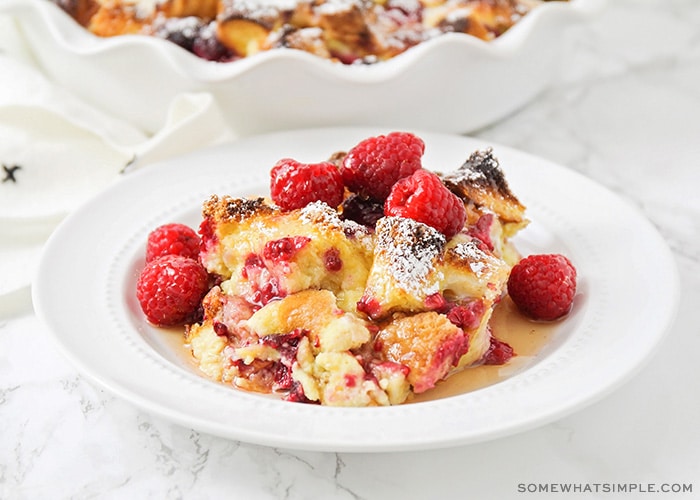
[52,0,569,64]
[135,132,577,406]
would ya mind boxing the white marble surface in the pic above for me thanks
[2,0,700,498]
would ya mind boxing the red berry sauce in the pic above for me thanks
[356,295,382,319]
[467,213,495,251]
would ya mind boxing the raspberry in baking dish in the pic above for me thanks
[135,131,577,406]
[51,0,569,64]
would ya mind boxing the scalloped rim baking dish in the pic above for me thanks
[2,0,607,136]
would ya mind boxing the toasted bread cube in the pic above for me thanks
[88,3,149,35]
[377,312,469,393]
[217,18,271,56]
[359,216,445,320]
[159,0,218,18]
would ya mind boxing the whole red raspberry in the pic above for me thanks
[146,223,201,262]
[507,254,577,321]
[340,132,425,200]
[136,255,210,326]
[384,169,466,239]
[270,159,344,211]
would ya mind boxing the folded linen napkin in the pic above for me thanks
[0,16,235,298]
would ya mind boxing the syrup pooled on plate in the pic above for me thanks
[408,296,560,402]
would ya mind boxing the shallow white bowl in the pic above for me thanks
[5,0,605,136]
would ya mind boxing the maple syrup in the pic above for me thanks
[409,296,559,402]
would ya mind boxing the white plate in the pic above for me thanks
[33,127,679,452]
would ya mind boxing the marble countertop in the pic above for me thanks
[2,0,699,498]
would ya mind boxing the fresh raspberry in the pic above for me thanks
[146,223,201,262]
[384,169,466,239]
[270,159,344,211]
[340,132,425,200]
[507,254,577,321]
[136,255,210,326]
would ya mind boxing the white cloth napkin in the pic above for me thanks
[0,16,236,298]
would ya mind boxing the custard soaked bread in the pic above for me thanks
[53,0,566,63]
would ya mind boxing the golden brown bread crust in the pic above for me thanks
[53,0,100,26]
[440,148,527,225]
[280,27,333,59]
[218,0,293,26]
[433,0,532,40]
[52,0,554,63]
[162,0,218,18]
[376,311,467,393]
[87,3,148,35]
[202,194,277,223]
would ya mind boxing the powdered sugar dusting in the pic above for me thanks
[439,148,500,187]
[221,0,299,21]
[375,217,445,295]
[451,239,483,260]
[465,148,500,172]
[389,0,421,13]
[451,240,494,278]
[198,21,217,41]
[152,15,202,38]
[124,0,166,18]
[315,0,363,15]
[445,6,475,24]
[299,201,371,240]
[299,201,347,228]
